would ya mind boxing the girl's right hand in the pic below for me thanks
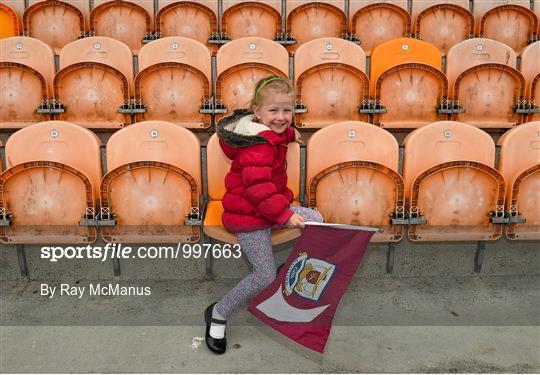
[286,213,305,229]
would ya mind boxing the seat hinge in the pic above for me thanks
[0,208,13,227]
[36,98,66,114]
[437,99,464,114]
[513,99,540,114]
[275,32,296,45]
[208,32,230,45]
[359,99,387,114]
[408,206,427,225]
[184,207,202,226]
[142,31,160,44]
[97,207,117,227]
[118,99,147,115]
[79,207,97,226]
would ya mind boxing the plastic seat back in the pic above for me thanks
[403,121,505,241]
[294,38,369,128]
[370,38,446,128]
[23,0,89,54]
[207,132,300,202]
[306,121,404,242]
[453,62,525,128]
[135,37,212,128]
[156,0,217,51]
[497,121,540,240]
[91,0,153,54]
[349,0,410,55]
[1,36,55,128]
[286,1,347,53]
[101,121,201,243]
[222,1,282,41]
[55,37,133,129]
[475,2,537,52]
[536,0,540,29]
[473,0,531,30]
[215,37,289,119]
[412,0,473,54]
[0,121,101,244]
[520,41,540,122]
[0,2,21,39]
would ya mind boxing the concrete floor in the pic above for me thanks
[1,325,539,373]
[1,238,539,372]
[1,275,539,373]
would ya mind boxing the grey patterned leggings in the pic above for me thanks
[215,205,324,319]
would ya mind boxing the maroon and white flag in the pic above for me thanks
[248,222,377,353]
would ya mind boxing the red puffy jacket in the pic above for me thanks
[217,109,296,233]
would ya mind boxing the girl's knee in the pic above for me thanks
[309,209,324,223]
[255,268,276,291]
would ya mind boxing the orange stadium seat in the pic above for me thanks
[293,37,369,128]
[23,0,89,54]
[403,121,506,242]
[54,36,133,129]
[204,132,301,245]
[286,1,347,53]
[446,38,525,128]
[90,0,154,54]
[215,37,289,121]
[473,0,531,30]
[369,37,446,128]
[155,0,218,51]
[535,1,540,33]
[222,1,282,42]
[474,1,538,52]
[1,0,24,18]
[349,0,410,55]
[0,2,21,39]
[446,38,517,94]
[520,41,540,122]
[0,36,55,128]
[411,0,474,55]
[134,37,212,128]
[306,121,405,242]
[497,121,540,240]
[100,120,202,243]
[0,121,101,244]
[498,121,540,240]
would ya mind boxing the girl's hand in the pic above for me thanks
[294,129,304,145]
[286,213,305,229]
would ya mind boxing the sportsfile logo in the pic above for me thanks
[41,244,134,262]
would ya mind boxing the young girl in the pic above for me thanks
[204,76,324,354]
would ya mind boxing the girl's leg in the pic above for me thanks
[290,205,324,223]
[215,227,275,319]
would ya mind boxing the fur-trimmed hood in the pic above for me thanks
[216,109,293,160]
[216,109,268,147]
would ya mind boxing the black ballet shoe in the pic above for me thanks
[204,302,227,354]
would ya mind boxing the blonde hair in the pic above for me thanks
[249,76,295,110]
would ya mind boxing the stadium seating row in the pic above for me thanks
[1,36,539,130]
[1,1,539,55]
[0,119,538,245]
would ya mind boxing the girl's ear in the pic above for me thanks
[253,105,261,121]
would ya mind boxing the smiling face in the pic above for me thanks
[253,91,295,134]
